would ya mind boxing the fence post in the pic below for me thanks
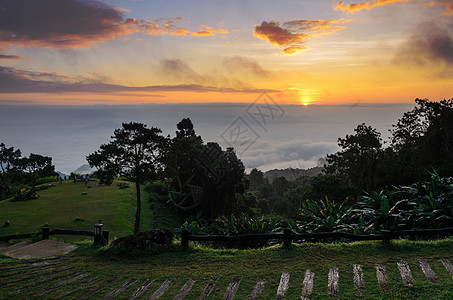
[42,225,50,240]
[181,230,189,249]
[102,230,109,246]
[283,228,292,247]
[381,230,392,244]
[94,223,103,246]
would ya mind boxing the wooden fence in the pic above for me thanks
[181,227,453,248]
[0,224,109,246]
[3,226,452,249]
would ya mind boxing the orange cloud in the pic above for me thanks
[129,19,228,37]
[254,19,348,54]
[335,0,411,13]
[0,0,227,49]
[425,1,453,15]
[192,25,229,36]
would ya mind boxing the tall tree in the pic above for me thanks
[166,118,204,179]
[325,123,383,192]
[87,122,167,234]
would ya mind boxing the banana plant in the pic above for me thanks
[297,196,351,232]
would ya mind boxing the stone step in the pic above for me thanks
[419,259,438,283]
[397,260,415,287]
[353,264,364,295]
[251,279,266,299]
[150,278,172,299]
[223,276,241,300]
[276,272,290,300]
[301,270,314,300]
[173,279,196,300]
[129,279,154,300]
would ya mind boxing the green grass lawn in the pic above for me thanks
[0,180,145,242]
[78,239,453,299]
[2,239,453,299]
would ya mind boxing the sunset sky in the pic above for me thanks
[1,0,453,106]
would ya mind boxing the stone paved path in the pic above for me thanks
[1,240,78,259]
[1,257,453,299]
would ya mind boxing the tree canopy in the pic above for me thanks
[325,123,383,193]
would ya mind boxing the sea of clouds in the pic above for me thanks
[0,103,413,174]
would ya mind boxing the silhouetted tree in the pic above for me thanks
[0,143,21,197]
[165,118,204,179]
[87,122,167,234]
[248,168,266,191]
[19,153,55,190]
[389,98,453,180]
[325,123,383,193]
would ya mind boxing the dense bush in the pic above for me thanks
[295,196,351,233]
[176,213,288,248]
[36,176,57,185]
[293,172,453,235]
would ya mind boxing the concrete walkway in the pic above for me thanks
[0,240,78,259]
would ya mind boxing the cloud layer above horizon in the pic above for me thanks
[0,0,452,105]
[0,0,227,48]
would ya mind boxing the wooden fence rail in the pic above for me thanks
[3,226,452,249]
[181,227,453,248]
[0,224,108,246]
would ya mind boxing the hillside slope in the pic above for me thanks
[0,180,142,241]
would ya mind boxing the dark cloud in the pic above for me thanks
[0,0,227,49]
[158,59,208,84]
[156,58,272,90]
[394,22,453,77]
[0,0,127,48]
[0,54,23,60]
[222,56,271,78]
[254,19,348,54]
[0,66,277,94]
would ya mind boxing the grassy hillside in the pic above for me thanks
[0,180,151,241]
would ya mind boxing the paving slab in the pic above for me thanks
[0,241,12,252]
[0,241,30,254]
[3,240,78,259]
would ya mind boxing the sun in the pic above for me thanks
[300,97,311,106]
[289,87,317,106]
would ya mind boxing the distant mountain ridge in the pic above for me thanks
[57,164,95,177]
[264,167,323,180]
[72,164,95,175]
[59,165,321,180]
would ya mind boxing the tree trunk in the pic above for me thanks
[134,180,141,234]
